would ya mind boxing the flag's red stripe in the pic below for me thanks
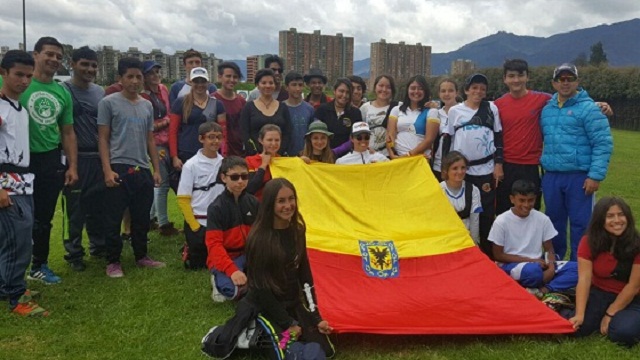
[308,247,575,335]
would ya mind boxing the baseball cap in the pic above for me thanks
[553,63,578,79]
[190,67,209,81]
[351,122,371,135]
[142,60,161,74]
[464,73,488,90]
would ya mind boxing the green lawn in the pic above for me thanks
[1,129,639,360]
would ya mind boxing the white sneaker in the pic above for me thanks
[210,274,226,303]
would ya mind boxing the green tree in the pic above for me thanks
[589,41,608,66]
[573,52,588,67]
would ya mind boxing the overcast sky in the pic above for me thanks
[1,0,638,60]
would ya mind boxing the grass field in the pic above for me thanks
[1,129,639,360]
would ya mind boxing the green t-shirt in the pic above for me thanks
[0,77,74,153]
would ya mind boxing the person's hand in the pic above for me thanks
[230,270,247,286]
[104,170,120,187]
[596,102,613,117]
[584,178,600,195]
[568,315,584,330]
[260,150,272,169]
[542,263,555,283]
[425,100,440,109]
[172,157,183,171]
[65,167,79,186]
[600,314,612,335]
[300,156,311,164]
[493,163,504,186]
[287,325,302,338]
[153,171,162,187]
[0,189,13,208]
[533,259,548,269]
[317,320,333,335]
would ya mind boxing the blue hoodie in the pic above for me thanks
[540,89,612,181]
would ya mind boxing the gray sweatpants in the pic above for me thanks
[0,195,34,304]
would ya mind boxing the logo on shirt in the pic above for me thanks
[359,240,399,279]
[27,91,62,126]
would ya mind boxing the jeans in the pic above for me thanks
[573,287,640,347]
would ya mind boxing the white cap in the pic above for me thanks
[190,67,209,81]
[352,121,371,135]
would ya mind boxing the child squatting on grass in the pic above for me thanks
[206,156,258,302]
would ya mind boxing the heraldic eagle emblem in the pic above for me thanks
[358,240,399,279]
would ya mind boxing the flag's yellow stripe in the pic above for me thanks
[270,157,476,258]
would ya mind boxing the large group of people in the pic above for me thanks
[1,35,639,353]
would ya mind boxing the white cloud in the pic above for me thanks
[1,0,638,60]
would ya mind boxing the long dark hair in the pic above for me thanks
[400,75,430,113]
[246,178,306,295]
[586,197,640,261]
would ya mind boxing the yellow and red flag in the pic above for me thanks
[270,157,574,334]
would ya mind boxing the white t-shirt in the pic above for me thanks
[445,102,502,176]
[432,107,450,172]
[488,209,558,260]
[336,150,389,165]
[389,106,439,156]
[360,102,393,156]
[440,181,482,244]
[177,150,224,226]
[0,96,34,195]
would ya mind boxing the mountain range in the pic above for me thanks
[230,18,640,79]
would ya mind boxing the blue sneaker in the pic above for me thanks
[27,264,62,285]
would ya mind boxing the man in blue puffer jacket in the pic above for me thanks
[540,63,613,261]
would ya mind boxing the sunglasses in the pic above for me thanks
[225,173,249,181]
[269,68,282,73]
[554,75,577,83]
[355,134,371,141]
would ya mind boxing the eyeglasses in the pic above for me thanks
[355,134,370,141]
[554,76,577,83]
[204,134,223,141]
[225,173,249,181]
[269,68,282,74]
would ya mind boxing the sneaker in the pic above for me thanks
[159,222,180,236]
[136,256,166,268]
[106,263,124,278]
[69,260,87,272]
[27,264,62,285]
[11,295,49,317]
[149,217,159,230]
[541,292,574,312]
[210,274,226,303]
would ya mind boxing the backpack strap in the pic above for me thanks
[456,181,474,220]
[453,100,494,133]
[201,97,218,121]
[380,100,399,130]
